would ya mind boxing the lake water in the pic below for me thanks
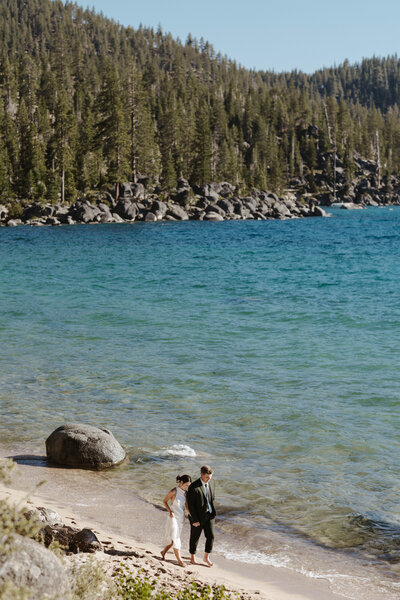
[1,208,400,598]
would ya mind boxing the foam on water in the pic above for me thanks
[219,545,290,568]
[157,444,197,458]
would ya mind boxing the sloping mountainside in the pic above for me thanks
[1,0,400,214]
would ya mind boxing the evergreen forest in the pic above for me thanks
[2,0,400,205]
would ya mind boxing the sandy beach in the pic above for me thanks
[0,451,344,600]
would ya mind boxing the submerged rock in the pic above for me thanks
[46,423,126,469]
[341,202,364,210]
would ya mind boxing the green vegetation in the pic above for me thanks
[115,565,234,599]
[1,0,400,204]
[0,460,41,551]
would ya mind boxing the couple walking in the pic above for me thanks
[161,465,216,567]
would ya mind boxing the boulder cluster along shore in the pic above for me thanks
[0,155,400,227]
[0,179,329,227]
[3,152,400,228]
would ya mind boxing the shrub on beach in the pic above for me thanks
[115,564,234,600]
[0,460,42,551]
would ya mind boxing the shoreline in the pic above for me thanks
[0,452,342,600]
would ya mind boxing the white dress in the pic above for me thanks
[163,486,186,550]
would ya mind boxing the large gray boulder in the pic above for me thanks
[203,211,224,221]
[114,198,138,220]
[312,205,328,217]
[131,182,146,201]
[53,205,70,224]
[97,203,113,223]
[205,204,225,216]
[166,205,189,221]
[0,535,70,599]
[217,182,235,198]
[273,202,292,219]
[151,200,168,219]
[70,201,101,223]
[216,198,234,214]
[111,213,125,223]
[173,178,192,204]
[241,196,258,212]
[23,203,54,220]
[46,424,126,469]
[144,211,157,222]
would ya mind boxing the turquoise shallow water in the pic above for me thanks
[1,208,400,597]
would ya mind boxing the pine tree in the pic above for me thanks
[96,61,129,200]
[191,103,212,185]
[50,90,76,203]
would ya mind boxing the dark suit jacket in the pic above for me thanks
[187,478,216,525]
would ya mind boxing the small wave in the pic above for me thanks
[157,444,197,458]
[220,546,290,568]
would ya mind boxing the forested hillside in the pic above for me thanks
[1,0,400,206]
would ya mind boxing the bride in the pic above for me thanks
[161,474,192,567]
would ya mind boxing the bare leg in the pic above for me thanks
[161,542,173,559]
[204,552,213,567]
[190,553,198,564]
[173,548,185,567]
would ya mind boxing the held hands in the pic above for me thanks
[192,522,200,527]
[169,512,174,518]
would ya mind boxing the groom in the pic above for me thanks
[187,465,216,567]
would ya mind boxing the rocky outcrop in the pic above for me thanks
[114,197,138,220]
[0,535,70,599]
[24,506,103,554]
[3,149,400,228]
[167,204,189,220]
[311,152,400,207]
[1,173,371,228]
[45,423,126,469]
[24,506,63,527]
[41,524,103,553]
[173,178,192,205]
[0,189,325,226]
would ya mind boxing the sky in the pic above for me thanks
[86,0,400,74]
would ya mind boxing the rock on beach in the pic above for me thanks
[45,423,126,469]
[0,534,71,599]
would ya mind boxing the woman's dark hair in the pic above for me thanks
[176,474,192,484]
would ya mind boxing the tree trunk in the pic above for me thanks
[61,169,65,203]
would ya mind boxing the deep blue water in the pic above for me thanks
[1,207,400,598]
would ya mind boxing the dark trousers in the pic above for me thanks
[189,515,215,554]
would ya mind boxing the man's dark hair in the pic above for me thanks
[200,465,214,475]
